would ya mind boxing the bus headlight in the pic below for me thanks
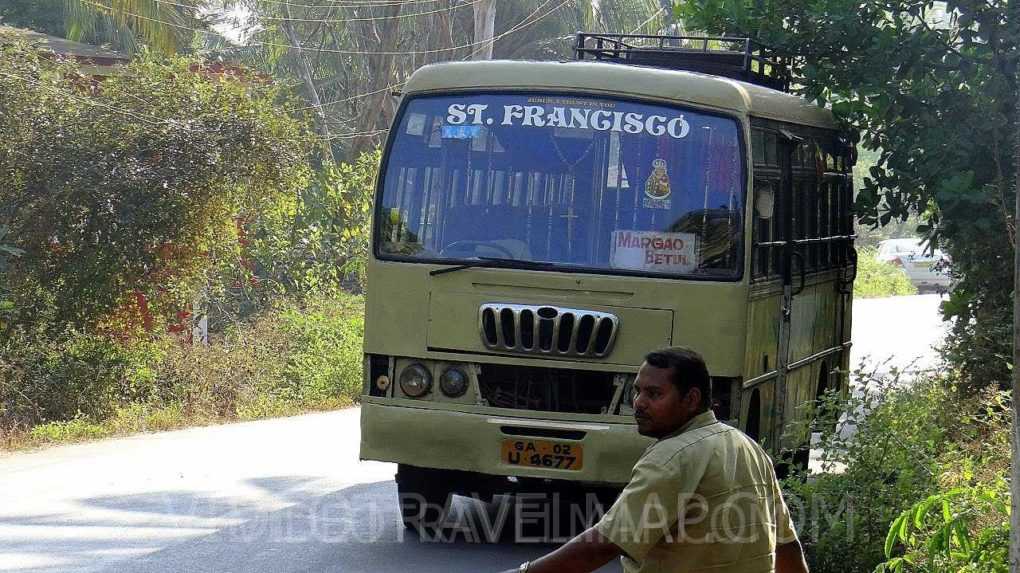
[399,363,432,398]
[439,367,469,398]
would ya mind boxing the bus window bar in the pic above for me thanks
[742,342,853,390]
[754,234,856,249]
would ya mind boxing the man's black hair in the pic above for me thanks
[644,346,712,411]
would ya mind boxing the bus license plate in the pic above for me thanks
[501,439,583,471]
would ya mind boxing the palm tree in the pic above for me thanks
[200,0,665,159]
[63,0,206,54]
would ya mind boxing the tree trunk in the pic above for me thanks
[1012,0,1020,566]
[280,8,336,164]
[352,4,402,156]
[472,0,497,60]
[426,0,456,65]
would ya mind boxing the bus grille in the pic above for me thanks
[479,303,619,358]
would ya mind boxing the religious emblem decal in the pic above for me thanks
[643,158,672,209]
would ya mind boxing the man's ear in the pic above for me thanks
[685,387,702,410]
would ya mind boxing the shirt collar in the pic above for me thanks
[660,410,718,441]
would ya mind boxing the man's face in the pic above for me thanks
[632,362,700,439]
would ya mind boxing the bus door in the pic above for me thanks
[773,129,801,454]
[757,126,856,458]
[743,124,788,451]
[744,123,814,456]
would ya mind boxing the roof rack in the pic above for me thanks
[574,33,791,93]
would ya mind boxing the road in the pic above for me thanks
[0,295,948,573]
[848,293,948,373]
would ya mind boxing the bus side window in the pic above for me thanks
[751,126,782,281]
[752,179,781,280]
[752,129,766,165]
[819,178,831,268]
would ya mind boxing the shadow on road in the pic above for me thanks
[1,477,618,573]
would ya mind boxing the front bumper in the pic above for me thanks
[359,399,652,486]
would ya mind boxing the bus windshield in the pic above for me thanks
[376,93,745,279]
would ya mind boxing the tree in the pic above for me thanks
[679,0,1017,390]
[204,0,665,159]
[0,35,312,333]
[0,1,207,55]
[0,1,67,36]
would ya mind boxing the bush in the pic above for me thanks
[0,295,364,447]
[152,294,364,420]
[208,151,379,329]
[876,389,1010,572]
[783,365,946,573]
[784,364,1009,573]
[854,247,918,298]
[0,329,165,426]
[0,37,312,333]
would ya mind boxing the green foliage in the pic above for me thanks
[0,38,312,333]
[0,329,167,425]
[1,295,365,445]
[0,1,67,37]
[0,223,23,328]
[877,485,1009,573]
[876,388,1011,573]
[853,148,925,250]
[678,0,1017,389]
[853,247,918,298]
[229,150,377,303]
[785,367,947,573]
[0,1,204,56]
[201,150,377,329]
[155,295,364,420]
[783,365,1010,573]
[64,0,206,55]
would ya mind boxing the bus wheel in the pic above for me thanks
[396,464,452,533]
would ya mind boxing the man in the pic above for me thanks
[500,347,809,573]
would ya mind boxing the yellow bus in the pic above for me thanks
[359,34,856,533]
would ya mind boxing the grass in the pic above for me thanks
[854,247,918,298]
[5,396,356,452]
[0,295,364,452]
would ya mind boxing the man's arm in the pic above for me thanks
[498,526,623,573]
[776,539,809,573]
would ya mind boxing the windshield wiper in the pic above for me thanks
[429,257,558,277]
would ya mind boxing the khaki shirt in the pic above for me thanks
[596,411,798,573]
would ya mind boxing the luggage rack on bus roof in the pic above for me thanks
[574,32,791,93]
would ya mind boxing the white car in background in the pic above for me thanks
[876,238,952,292]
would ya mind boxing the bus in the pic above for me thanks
[359,34,857,532]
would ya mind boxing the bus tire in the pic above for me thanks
[396,464,451,533]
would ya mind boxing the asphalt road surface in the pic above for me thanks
[0,295,948,573]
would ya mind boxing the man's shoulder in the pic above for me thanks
[642,421,738,467]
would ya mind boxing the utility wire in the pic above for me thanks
[222,0,444,8]
[315,0,569,141]
[260,1,480,23]
[167,0,480,24]
[627,6,664,35]
[293,0,568,112]
[71,0,571,142]
[81,0,567,56]
[0,70,173,129]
